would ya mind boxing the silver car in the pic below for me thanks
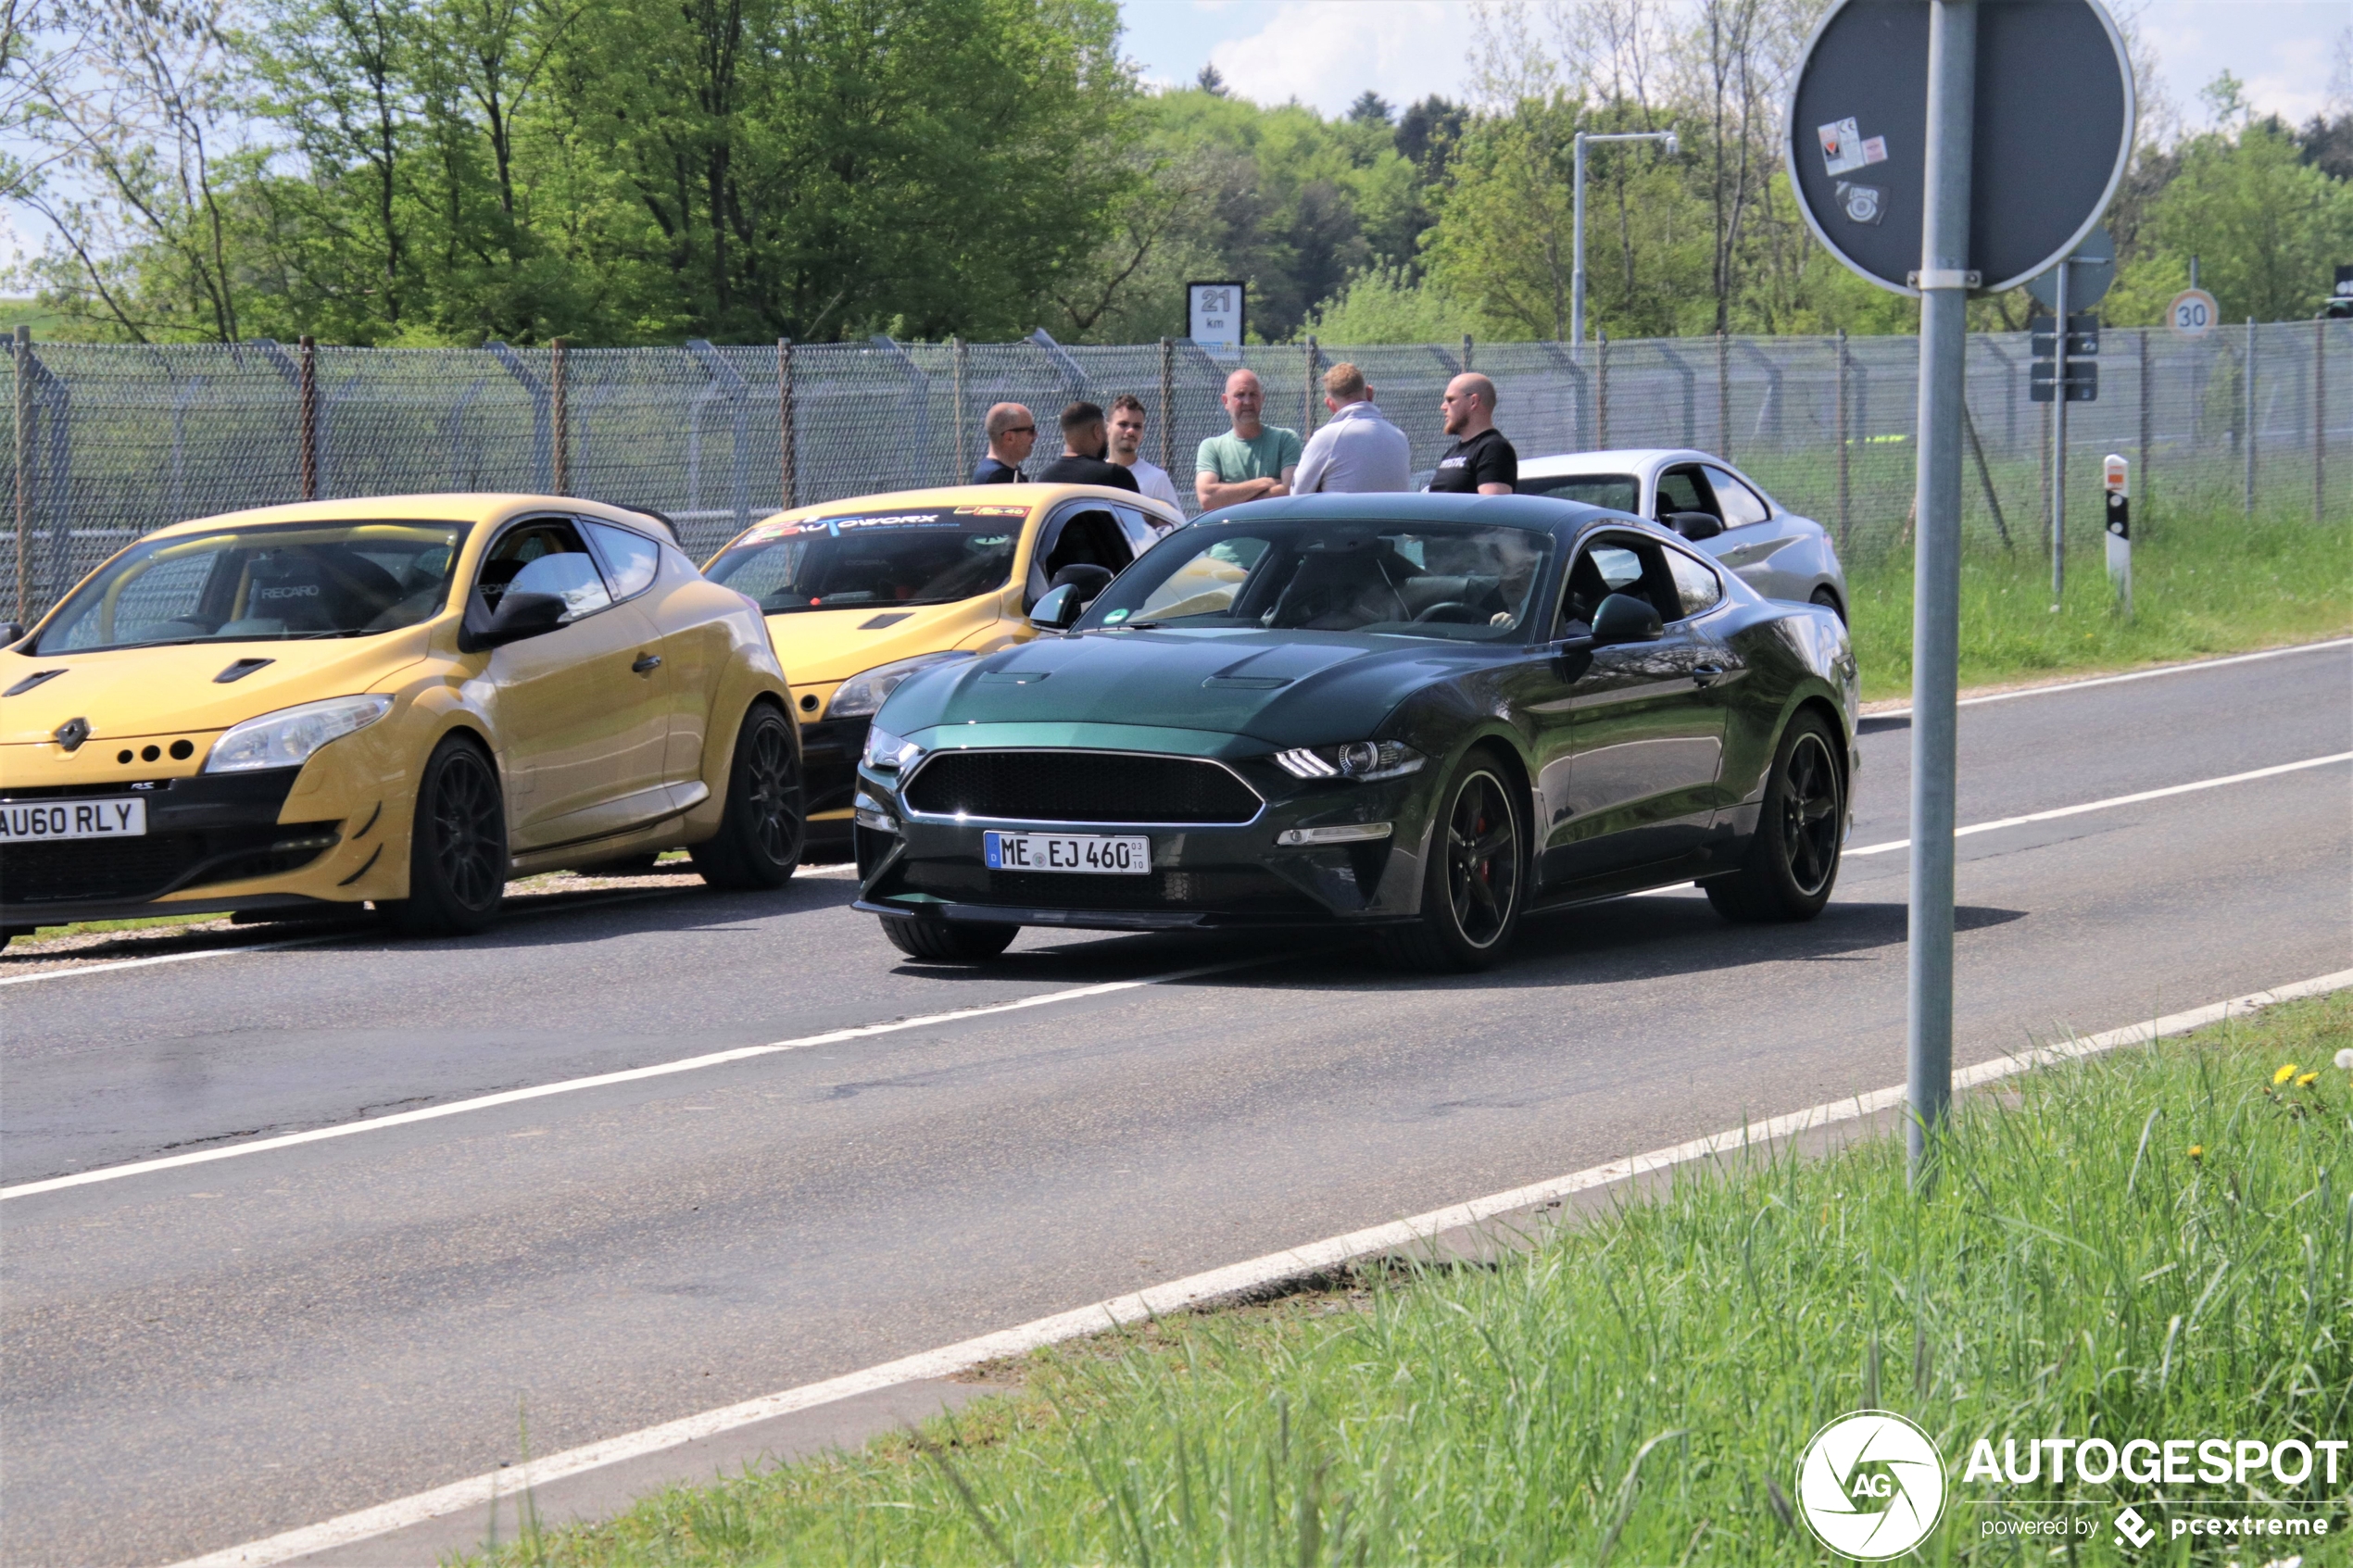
[1514,448,1850,622]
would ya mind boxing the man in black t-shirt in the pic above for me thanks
[1428,373,1516,495]
[1033,401,1140,492]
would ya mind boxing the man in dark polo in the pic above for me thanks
[1033,401,1139,492]
[1429,373,1516,495]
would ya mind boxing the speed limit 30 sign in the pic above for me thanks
[2169,287,2218,338]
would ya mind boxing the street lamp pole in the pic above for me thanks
[1571,129,1680,348]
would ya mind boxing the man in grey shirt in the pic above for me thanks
[1292,361,1411,494]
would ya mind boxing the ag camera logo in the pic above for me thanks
[1796,1411,1947,1560]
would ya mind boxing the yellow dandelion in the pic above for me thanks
[2187,1146,2204,1160]
[2296,1073,2319,1088]
[2272,1063,2298,1085]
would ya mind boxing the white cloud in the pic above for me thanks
[1200,1,1467,116]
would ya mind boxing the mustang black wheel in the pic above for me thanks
[391,734,508,937]
[881,916,1017,963]
[1705,711,1843,923]
[1379,750,1525,972]
[692,703,804,890]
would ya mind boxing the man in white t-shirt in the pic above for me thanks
[1293,361,1411,493]
[1107,394,1186,521]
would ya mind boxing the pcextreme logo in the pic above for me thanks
[1795,1411,1949,1561]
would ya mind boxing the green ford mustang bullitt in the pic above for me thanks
[849,492,1859,971]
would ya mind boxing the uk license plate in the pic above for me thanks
[983,831,1151,874]
[0,797,148,842]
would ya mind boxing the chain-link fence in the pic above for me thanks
[6,321,2347,622]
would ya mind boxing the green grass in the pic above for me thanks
[475,993,2353,1567]
[1845,512,2351,703]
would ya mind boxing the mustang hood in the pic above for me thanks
[884,628,1497,745]
[0,632,428,746]
[761,596,1010,687]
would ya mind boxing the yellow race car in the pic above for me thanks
[700,483,1181,858]
[0,495,803,942]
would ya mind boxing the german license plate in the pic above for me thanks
[0,797,148,842]
[983,831,1150,874]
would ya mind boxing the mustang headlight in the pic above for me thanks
[827,651,975,720]
[862,724,925,771]
[205,695,392,773]
[1274,740,1425,783]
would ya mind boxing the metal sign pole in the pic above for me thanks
[2050,260,2070,606]
[1907,0,1977,1185]
[1570,132,1588,348]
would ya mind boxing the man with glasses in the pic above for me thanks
[1429,373,1516,495]
[972,403,1038,483]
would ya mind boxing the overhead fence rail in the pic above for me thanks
[6,321,2346,622]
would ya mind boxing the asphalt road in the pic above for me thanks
[4,644,2349,1567]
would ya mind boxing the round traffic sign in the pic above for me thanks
[1787,0,2134,297]
[2168,287,2219,338]
[2027,225,2115,309]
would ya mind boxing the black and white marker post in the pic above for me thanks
[1905,0,1974,1182]
[2105,454,2131,616]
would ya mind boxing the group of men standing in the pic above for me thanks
[969,363,1517,515]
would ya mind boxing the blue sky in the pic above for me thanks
[1115,1,2351,128]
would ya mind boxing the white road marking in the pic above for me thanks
[1869,636,2350,720]
[168,966,2353,1568]
[0,955,1277,1200]
[0,933,346,986]
[1844,751,2352,859]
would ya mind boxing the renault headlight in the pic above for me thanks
[862,724,924,771]
[827,651,975,720]
[1272,740,1425,782]
[205,695,392,773]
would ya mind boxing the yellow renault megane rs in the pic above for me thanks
[701,483,1181,857]
[0,495,803,942]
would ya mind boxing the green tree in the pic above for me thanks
[2109,119,2353,324]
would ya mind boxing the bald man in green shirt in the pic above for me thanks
[1195,368,1302,508]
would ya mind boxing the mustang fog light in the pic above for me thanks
[1276,822,1393,847]
[205,695,392,773]
[852,791,899,833]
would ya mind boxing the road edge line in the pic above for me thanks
[1866,635,2352,719]
[169,966,2353,1568]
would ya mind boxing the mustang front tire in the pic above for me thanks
[693,703,805,890]
[1378,747,1525,972]
[881,916,1017,963]
[1705,710,1843,923]
[391,734,508,937]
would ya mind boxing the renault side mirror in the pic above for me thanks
[1664,510,1723,542]
[1050,563,1114,603]
[465,590,568,651]
[1591,592,1664,646]
[1028,583,1085,632]
[0,622,23,648]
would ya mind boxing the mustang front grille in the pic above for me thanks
[901,750,1261,825]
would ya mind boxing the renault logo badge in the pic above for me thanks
[53,716,90,751]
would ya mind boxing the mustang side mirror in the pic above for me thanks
[1664,510,1724,542]
[1591,592,1665,646]
[0,622,22,647]
[463,590,569,651]
[1028,583,1086,632]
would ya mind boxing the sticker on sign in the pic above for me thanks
[1818,117,1867,175]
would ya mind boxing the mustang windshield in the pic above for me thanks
[1084,519,1554,642]
[1516,473,1639,512]
[35,521,469,655]
[705,505,1027,613]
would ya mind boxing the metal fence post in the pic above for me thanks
[2244,318,2257,517]
[550,338,570,495]
[1717,331,1730,459]
[14,325,29,625]
[952,335,967,484]
[298,335,319,501]
[1461,333,1473,374]
[2136,328,2150,529]
[1596,331,1610,448]
[1304,336,1319,434]
[2316,317,2327,525]
[1836,329,1851,549]
[778,339,796,510]
[1158,336,1174,479]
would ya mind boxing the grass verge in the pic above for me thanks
[1845,512,2350,702]
[474,991,2352,1566]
